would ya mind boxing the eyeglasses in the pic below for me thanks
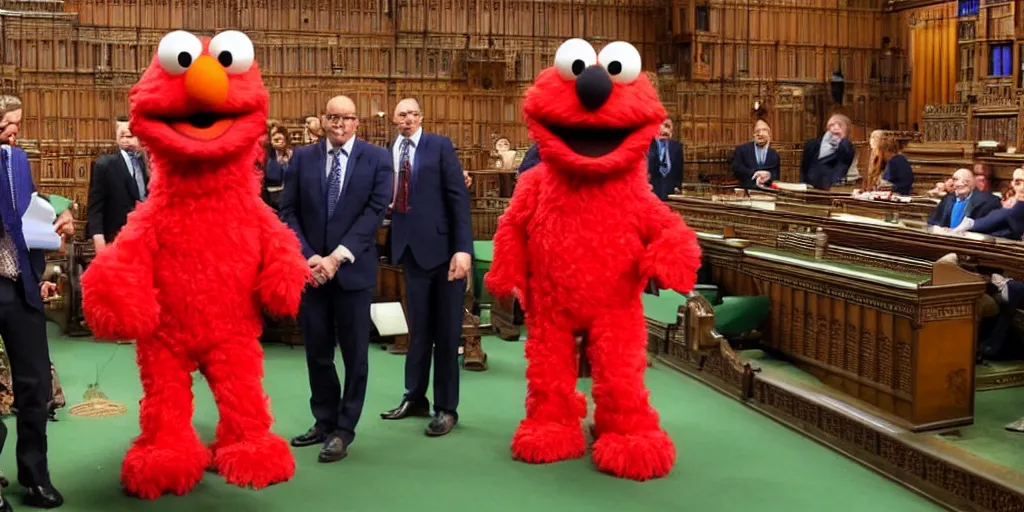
[325,114,358,124]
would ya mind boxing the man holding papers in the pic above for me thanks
[0,94,64,510]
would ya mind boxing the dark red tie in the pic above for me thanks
[395,138,412,213]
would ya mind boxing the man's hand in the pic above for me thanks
[448,251,471,281]
[53,210,74,238]
[92,234,107,253]
[463,170,472,188]
[753,171,771,185]
[40,281,58,300]
[307,255,326,286]
[315,254,341,281]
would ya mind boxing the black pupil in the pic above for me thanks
[177,52,192,68]
[608,61,622,75]
[218,52,233,67]
[571,60,585,75]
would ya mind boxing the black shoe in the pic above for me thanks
[425,411,457,437]
[317,435,348,463]
[290,426,327,448]
[22,485,62,508]
[380,399,430,420]
[0,495,10,512]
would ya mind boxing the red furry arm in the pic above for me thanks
[257,205,312,319]
[81,205,160,340]
[638,195,702,294]
[484,168,539,304]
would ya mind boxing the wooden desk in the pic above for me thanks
[695,230,986,432]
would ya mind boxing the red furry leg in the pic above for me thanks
[203,338,295,489]
[511,314,586,464]
[588,306,675,481]
[122,337,210,499]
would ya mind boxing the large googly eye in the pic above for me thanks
[209,31,255,74]
[598,41,642,84]
[553,39,597,81]
[157,31,202,75]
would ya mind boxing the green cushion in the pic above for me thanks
[642,290,770,337]
[473,241,494,302]
[473,241,494,263]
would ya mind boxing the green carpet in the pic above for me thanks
[934,386,1024,471]
[6,323,939,511]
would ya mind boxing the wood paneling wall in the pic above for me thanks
[889,2,957,131]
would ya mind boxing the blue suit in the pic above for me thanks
[970,200,1024,240]
[389,129,472,416]
[0,144,54,488]
[278,137,393,445]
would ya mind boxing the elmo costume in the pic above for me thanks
[81,30,309,498]
[485,39,702,481]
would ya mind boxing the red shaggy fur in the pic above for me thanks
[81,34,309,499]
[485,63,702,481]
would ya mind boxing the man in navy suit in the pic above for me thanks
[732,120,780,189]
[647,118,684,200]
[0,94,64,510]
[927,168,1000,230]
[279,95,394,463]
[519,143,540,174]
[380,98,473,437]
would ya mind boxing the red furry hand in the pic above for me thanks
[81,259,160,341]
[257,257,310,319]
[639,238,699,294]
[484,270,526,309]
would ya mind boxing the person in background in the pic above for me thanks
[954,168,1024,240]
[262,125,291,209]
[927,168,1000,230]
[732,119,779,189]
[518,143,540,174]
[647,117,683,200]
[86,118,148,254]
[799,113,855,190]
[867,130,913,195]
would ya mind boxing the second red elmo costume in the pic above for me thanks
[81,30,309,498]
[485,39,702,481]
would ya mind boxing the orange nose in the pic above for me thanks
[184,55,229,108]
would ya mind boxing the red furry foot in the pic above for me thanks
[511,418,586,464]
[213,433,296,489]
[121,437,211,499]
[591,429,676,481]
[574,391,587,419]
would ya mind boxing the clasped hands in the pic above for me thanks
[307,254,343,286]
[753,170,771,186]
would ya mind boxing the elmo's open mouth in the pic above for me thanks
[159,112,239,141]
[543,124,635,157]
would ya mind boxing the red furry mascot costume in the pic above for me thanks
[81,30,309,498]
[484,39,702,481]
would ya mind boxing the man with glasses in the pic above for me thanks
[279,96,394,463]
[379,98,472,438]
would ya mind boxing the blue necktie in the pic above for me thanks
[659,142,669,177]
[326,148,344,219]
[131,153,146,201]
[756,146,765,166]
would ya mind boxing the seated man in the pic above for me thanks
[926,168,1000,230]
[732,120,780,189]
[955,168,1024,240]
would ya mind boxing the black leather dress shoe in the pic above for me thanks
[317,436,347,463]
[425,411,457,437]
[23,485,62,508]
[0,494,10,512]
[380,399,430,420]
[290,426,327,448]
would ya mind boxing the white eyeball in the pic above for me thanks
[209,31,255,75]
[157,30,202,75]
[598,41,642,84]
[553,38,597,81]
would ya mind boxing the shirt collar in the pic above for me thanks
[327,136,356,155]
[404,126,423,147]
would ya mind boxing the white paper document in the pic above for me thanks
[370,302,408,336]
[21,193,61,250]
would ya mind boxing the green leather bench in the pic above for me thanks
[642,288,770,356]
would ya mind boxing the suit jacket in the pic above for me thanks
[519,144,541,174]
[881,154,914,195]
[732,141,780,189]
[86,151,148,242]
[647,139,684,200]
[0,146,45,311]
[970,201,1024,240]
[927,190,1001,228]
[279,138,394,291]
[800,136,855,190]
[389,132,473,269]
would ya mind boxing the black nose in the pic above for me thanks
[575,65,613,111]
